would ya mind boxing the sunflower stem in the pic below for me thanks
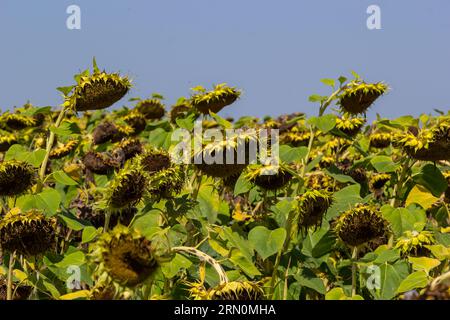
[390,159,412,207]
[172,246,229,285]
[37,106,67,193]
[104,210,112,233]
[351,246,359,297]
[6,251,16,300]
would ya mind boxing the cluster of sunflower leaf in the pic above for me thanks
[0,61,449,300]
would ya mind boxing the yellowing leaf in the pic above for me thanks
[59,290,90,300]
[408,257,441,274]
[13,269,28,282]
[405,185,439,209]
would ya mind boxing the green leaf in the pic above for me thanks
[338,76,348,86]
[81,226,99,244]
[370,156,400,173]
[58,211,90,231]
[321,78,335,87]
[248,226,286,260]
[5,144,46,167]
[308,114,336,133]
[209,111,233,129]
[412,164,447,197]
[50,170,78,186]
[377,261,409,300]
[229,250,261,278]
[54,251,86,268]
[56,86,74,96]
[279,145,308,163]
[326,184,363,219]
[16,188,62,217]
[131,210,162,239]
[175,113,197,131]
[234,172,252,195]
[49,121,81,137]
[381,205,426,237]
[161,253,193,278]
[396,271,429,294]
[294,272,326,294]
[325,287,363,300]
[308,94,327,103]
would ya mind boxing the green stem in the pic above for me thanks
[6,251,16,300]
[390,159,413,207]
[104,211,112,233]
[37,106,67,193]
[351,246,359,297]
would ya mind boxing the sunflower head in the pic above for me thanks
[90,225,158,289]
[136,98,165,120]
[394,120,450,161]
[170,101,192,123]
[369,132,392,149]
[190,84,241,114]
[335,115,366,137]
[280,128,311,147]
[334,204,390,248]
[115,138,143,160]
[297,190,333,232]
[416,284,450,300]
[0,132,17,152]
[83,151,119,175]
[306,172,335,192]
[0,208,55,256]
[245,164,293,191]
[1,113,37,130]
[369,173,391,190]
[189,281,265,300]
[339,81,388,115]
[106,164,147,211]
[122,112,147,135]
[92,121,119,145]
[0,160,36,196]
[68,69,131,111]
[49,139,79,159]
[395,230,435,257]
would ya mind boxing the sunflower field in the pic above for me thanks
[0,60,449,301]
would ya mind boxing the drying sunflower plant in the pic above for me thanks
[0,62,449,301]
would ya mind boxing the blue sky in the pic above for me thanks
[0,0,449,120]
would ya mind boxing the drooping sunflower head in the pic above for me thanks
[394,120,450,161]
[90,225,159,289]
[194,130,256,178]
[297,190,333,232]
[49,139,79,159]
[0,131,17,152]
[334,204,390,248]
[68,69,131,112]
[170,100,192,123]
[339,81,388,115]
[83,151,120,175]
[136,97,165,120]
[105,164,147,211]
[92,121,119,145]
[324,137,351,154]
[395,230,435,257]
[245,163,293,191]
[189,281,265,300]
[139,148,171,173]
[0,208,55,256]
[335,115,366,137]
[190,84,241,114]
[280,127,311,147]
[114,138,143,160]
[0,112,37,130]
[369,132,392,149]
[0,160,36,196]
[122,112,147,135]
[305,172,335,192]
[369,173,391,190]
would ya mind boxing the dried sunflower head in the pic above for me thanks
[306,172,335,192]
[122,112,147,135]
[190,84,241,114]
[67,70,131,112]
[369,132,392,149]
[1,113,37,130]
[0,208,55,256]
[394,120,450,161]
[416,283,450,300]
[49,139,79,159]
[170,102,192,123]
[0,160,36,196]
[395,230,435,257]
[369,173,391,190]
[136,98,165,120]
[335,115,366,137]
[339,81,388,115]
[334,204,390,248]
[89,225,158,290]
[245,164,293,191]
[83,151,120,175]
[297,190,333,232]
[105,164,147,211]
[189,281,265,300]
[92,121,119,145]
[114,138,143,160]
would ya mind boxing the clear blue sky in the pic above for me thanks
[0,0,449,120]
